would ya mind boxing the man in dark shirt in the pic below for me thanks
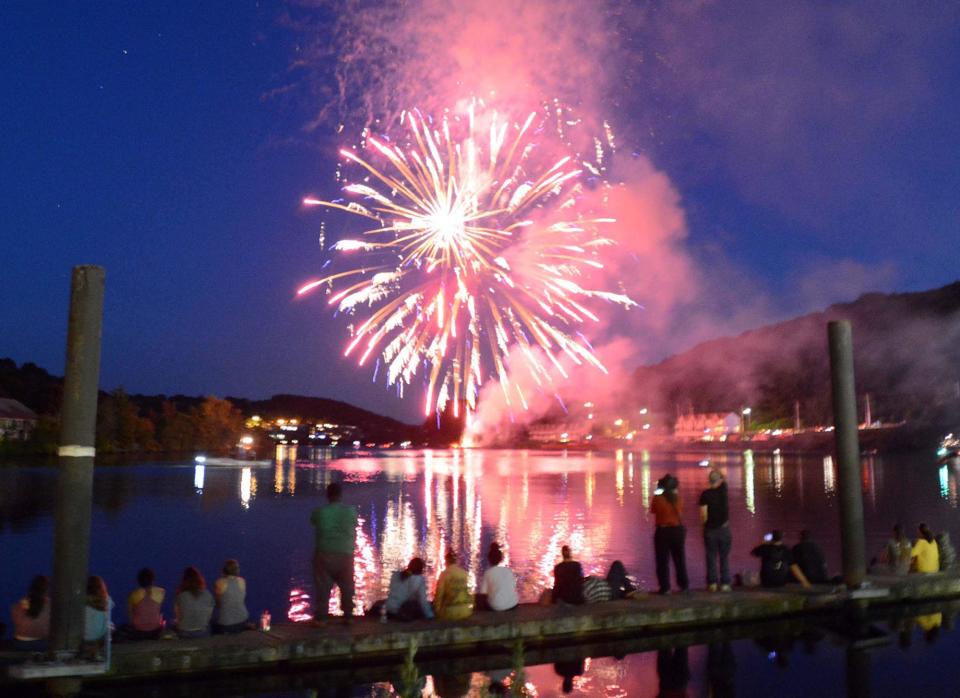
[791,530,829,584]
[552,545,585,604]
[751,530,811,588]
[699,469,732,591]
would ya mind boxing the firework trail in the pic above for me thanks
[299,101,635,418]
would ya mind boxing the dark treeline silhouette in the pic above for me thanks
[229,394,419,443]
[0,359,424,455]
[633,280,960,437]
[94,390,244,454]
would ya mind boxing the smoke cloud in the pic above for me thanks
[284,0,619,126]
[279,1,955,435]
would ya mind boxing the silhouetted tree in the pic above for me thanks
[191,396,243,451]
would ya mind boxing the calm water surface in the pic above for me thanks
[2,447,959,695]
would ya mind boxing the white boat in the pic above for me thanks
[937,433,959,463]
[194,455,272,467]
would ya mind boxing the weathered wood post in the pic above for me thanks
[50,265,105,655]
[828,320,867,588]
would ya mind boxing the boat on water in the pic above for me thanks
[937,433,959,463]
[194,455,272,467]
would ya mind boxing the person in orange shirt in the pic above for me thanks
[651,473,689,594]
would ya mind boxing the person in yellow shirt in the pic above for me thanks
[911,523,940,573]
[434,549,473,621]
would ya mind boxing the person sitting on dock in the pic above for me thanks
[174,566,215,638]
[875,524,913,575]
[751,530,811,588]
[123,567,166,640]
[476,542,519,612]
[791,530,829,584]
[384,557,434,621]
[83,575,113,659]
[310,482,358,624]
[434,549,473,621]
[552,545,585,605]
[213,559,251,633]
[605,560,637,600]
[911,523,940,573]
[10,574,50,651]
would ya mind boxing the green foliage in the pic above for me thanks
[190,396,244,451]
[92,392,241,454]
[96,388,158,453]
[396,641,424,698]
[510,639,528,697]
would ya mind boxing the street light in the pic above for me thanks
[742,407,752,433]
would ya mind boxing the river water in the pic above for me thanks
[2,446,959,695]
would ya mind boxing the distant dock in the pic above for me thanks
[4,572,959,694]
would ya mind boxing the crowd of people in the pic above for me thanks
[310,473,956,625]
[647,467,954,595]
[7,559,252,653]
[8,472,956,649]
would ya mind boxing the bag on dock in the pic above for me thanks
[937,532,956,571]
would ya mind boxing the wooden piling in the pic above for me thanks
[828,320,867,589]
[50,266,105,655]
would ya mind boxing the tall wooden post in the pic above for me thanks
[50,266,104,655]
[828,320,867,589]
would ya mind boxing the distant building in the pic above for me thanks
[528,420,591,444]
[673,412,742,441]
[0,398,38,441]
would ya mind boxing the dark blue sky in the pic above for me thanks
[2,1,958,423]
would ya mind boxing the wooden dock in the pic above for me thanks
[5,572,960,694]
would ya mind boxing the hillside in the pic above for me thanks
[228,394,419,441]
[633,280,960,432]
[0,361,421,448]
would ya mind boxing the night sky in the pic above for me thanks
[2,1,959,423]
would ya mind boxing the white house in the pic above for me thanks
[0,398,38,441]
[673,412,742,441]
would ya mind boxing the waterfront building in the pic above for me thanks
[0,398,38,440]
[673,412,742,441]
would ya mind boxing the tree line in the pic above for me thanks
[93,389,244,454]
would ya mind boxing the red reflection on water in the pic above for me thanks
[287,587,311,623]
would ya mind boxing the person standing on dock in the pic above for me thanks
[699,468,732,592]
[310,482,358,623]
[651,473,689,594]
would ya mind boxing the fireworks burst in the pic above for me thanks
[299,102,635,418]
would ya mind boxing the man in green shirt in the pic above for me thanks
[310,482,358,622]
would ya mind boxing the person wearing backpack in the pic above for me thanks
[751,530,811,588]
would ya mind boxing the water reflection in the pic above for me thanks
[938,464,958,508]
[772,451,785,495]
[4,447,960,643]
[240,467,252,508]
[744,449,756,514]
[170,449,960,614]
[824,455,836,495]
[362,601,950,697]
